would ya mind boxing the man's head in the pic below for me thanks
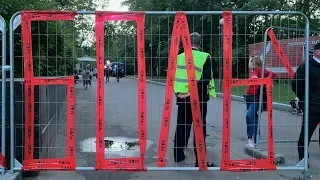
[190,32,201,49]
[313,42,320,59]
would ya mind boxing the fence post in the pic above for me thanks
[9,11,21,174]
[303,15,310,180]
[4,10,312,178]
[0,15,7,176]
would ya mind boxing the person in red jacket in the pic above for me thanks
[244,56,276,148]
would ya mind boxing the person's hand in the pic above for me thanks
[177,92,190,99]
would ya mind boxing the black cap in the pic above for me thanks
[313,42,320,50]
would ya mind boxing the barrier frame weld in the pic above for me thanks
[156,12,208,170]
[257,27,320,147]
[267,28,295,78]
[0,15,7,172]
[227,78,276,172]
[0,154,5,170]
[21,11,76,171]
[220,11,276,172]
[257,27,296,147]
[94,11,147,171]
[8,10,310,175]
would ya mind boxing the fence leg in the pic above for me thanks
[9,12,20,174]
[303,16,310,180]
[0,15,7,176]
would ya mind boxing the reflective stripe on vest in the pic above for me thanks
[175,78,188,83]
[174,50,209,93]
[175,78,212,83]
[176,65,202,72]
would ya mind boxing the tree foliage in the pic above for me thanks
[118,0,320,77]
[0,0,98,77]
[1,0,320,78]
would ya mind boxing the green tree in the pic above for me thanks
[0,0,99,77]
[121,0,320,78]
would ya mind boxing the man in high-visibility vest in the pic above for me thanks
[173,32,216,167]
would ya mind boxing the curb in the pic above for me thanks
[244,145,285,165]
[127,76,292,112]
[3,172,22,180]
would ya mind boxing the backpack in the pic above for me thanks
[244,68,268,112]
[243,86,267,112]
[257,85,268,111]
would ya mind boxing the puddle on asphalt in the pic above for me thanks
[103,139,139,150]
[80,136,153,158]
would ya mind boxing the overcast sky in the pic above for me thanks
[94,0,129,11]
[79,0,129,47]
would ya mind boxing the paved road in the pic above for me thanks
[25,77,320,180]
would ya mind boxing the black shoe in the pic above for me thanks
[174,154,186,163]
[195,162,216,167]
[23,171,39,177]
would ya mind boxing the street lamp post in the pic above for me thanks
[157,42,162,78]
[149,43,153,79]
[219,18,224,92]
[124,35,127,76]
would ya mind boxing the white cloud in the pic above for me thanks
[94,0,129,11]
[106,0,128,11]
[78,0,129,48]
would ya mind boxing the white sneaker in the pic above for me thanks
[248,139,255,148]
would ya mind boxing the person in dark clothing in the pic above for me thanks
[74,72,79,83]
[292,42,320,161]
[82,65,90,89]
[105,66,110,83]
[115,65,121,82]
[173,32,215,167]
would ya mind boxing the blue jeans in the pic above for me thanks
[246,102,259,142]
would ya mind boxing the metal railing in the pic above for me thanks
[0,10,311,180]
[0,14,8,175]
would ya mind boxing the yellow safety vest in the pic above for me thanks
[174,50,216,98]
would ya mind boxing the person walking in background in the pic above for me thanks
[292,42,320,162]
[108,67,111,82]
[89,68,93,86]
[94,67,98,79]
[243,56,276,148]
[73,70,79,83]
[105,65,110,83]
[173,32,216,167]
[115,65,120,82]
[82,65,91,89]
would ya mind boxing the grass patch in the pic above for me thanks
[127,75,295,104]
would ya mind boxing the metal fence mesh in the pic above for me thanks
[13,19,75,168]
[3,11,313,178]
[0,15,7,172]
[142,13,311,168]
[0,17,3,157]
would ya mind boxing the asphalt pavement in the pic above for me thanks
[24,77,320,180]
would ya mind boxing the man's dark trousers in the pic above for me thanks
[297,112,320,160]
[174,101,207,164]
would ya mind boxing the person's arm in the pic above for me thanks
[263,68,277,79]
[197,55,211,88]
[81,70,85,78]
[291,63,305,100]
